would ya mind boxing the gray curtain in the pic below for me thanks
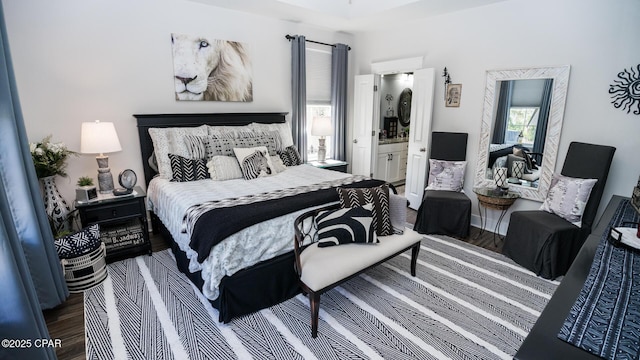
[533,79,554,154]
[330,44,348,161]
[0,3,68,359]
[290,35,307,162]
[491,80,513,144]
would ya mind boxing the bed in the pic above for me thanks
[135,112,382,322]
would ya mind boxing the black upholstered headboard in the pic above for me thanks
[134,112,288,186]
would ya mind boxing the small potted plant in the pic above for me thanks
[76,176,97,202]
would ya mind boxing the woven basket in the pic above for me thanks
[60,243,107,293]
[477,194,517,210]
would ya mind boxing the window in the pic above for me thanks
[306,45,332,161]
[506,107,539,147]
[306,105,332,161]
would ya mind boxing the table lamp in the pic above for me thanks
[81,120,122,194]
[311,116,332,163]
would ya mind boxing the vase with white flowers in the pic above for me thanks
[30,135,77,235]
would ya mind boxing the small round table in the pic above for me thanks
[473,187,520,245]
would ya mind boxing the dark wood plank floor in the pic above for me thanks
[44,207,501,359]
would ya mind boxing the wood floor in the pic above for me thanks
[43,208,502,360]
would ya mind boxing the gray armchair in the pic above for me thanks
[502,142,616,279]
[413,132,471,238]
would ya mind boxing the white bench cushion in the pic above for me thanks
[299,227,422,291]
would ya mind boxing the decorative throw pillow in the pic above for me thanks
[233,146,277,180]
[389,193,407,234]
[425,159,466,192]
[54,224,101,259]
[182,135,208,159]
[148,125,208,179]
[337,184,393,236]
[316,205,377,247]
[206,156,244,181]
[248,122,295,149]
[540,173,598,227]
[278,145,303,166]
[168,154,210,182]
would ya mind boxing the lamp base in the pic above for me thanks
[317,137,327,163]
[96,155,115,194]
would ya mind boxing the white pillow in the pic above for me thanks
[206,156,243,181]
[540,173,597,227]
[148,125,208,179]
[389,193,407,234]
[248,122,294,148]
[425,159,466,192]
[233,146,277,180]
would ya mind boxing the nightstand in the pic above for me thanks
[75,186,151,263]
[307,159,349,173]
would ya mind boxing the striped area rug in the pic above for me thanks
[84,235,558,359]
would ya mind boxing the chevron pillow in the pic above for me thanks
[54,224,101,259]
[277,145,303,166]
[316,205,377,247]
[168,154,210,182]
[337,184,393,236]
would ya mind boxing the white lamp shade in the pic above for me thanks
[311,116,332,136]
[80,121,122,154]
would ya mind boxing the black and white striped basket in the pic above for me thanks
[60,243,107,293]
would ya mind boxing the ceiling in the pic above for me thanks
[188,0,509,32]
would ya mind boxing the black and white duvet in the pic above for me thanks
[147,165,371,300]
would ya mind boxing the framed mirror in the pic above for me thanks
[474,65,571,202]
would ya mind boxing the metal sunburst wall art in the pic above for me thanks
[609,64,640,115]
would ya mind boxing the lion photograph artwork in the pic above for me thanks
[171,33,253,102]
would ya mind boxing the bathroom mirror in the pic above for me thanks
[474,65,571,202]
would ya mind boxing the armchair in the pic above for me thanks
[502,142,616,279]
[413,132,471,238]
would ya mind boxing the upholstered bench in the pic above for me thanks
[293,203,422,338]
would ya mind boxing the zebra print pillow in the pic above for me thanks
[233,146,277,180]
[337,184,393,236]
[316,205,377,247]
[168,154,210,182]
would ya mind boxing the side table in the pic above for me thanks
[75,186,150,263]
[473,187,520,245]
[307,159,349,173]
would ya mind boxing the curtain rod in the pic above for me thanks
[285,35,351,51]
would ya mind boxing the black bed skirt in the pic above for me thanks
[158,214,301,323]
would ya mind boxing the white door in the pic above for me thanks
[351,74,380,176]
[405,68,435,209]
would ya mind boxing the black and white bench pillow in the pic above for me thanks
[316,205,377,248]
[337,184,393,236]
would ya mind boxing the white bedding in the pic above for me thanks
[147,164,352,300]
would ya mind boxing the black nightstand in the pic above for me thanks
[75,186,151,263]
[307,159,349,173]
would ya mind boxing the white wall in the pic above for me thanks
[352,0,640,231]
[2,0,353,200]
[4,0,640,232]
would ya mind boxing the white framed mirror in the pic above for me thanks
[474,65,571,202]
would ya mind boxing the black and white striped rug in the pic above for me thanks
[84,235,558,359]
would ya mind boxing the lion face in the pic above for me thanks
[171,33,221,101]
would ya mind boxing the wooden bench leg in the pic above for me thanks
[310,292,320,338]
[410,243,420,277]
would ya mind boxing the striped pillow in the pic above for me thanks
[337,184,393,236]
[168,154,210,182]
[316,205,377,247]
